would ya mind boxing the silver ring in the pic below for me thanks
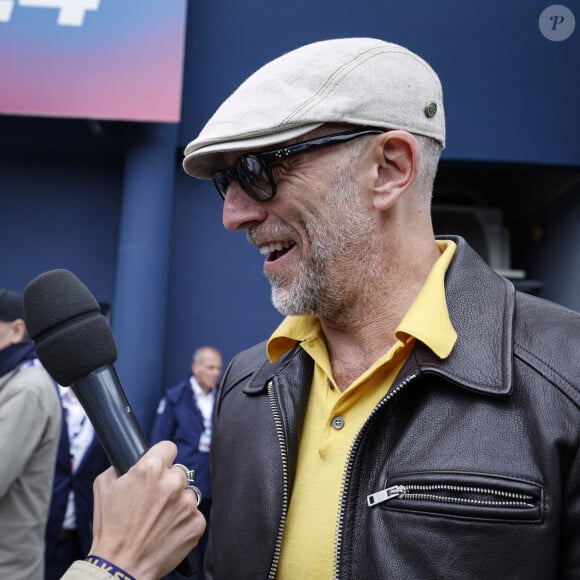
[188,484,203,506]
[173,463,197,484]
[174,464,202,505]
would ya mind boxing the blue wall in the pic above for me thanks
[0,119,122,299]
[179,0,580,165]
[1,0,579,432]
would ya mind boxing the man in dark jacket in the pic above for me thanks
[151,346,222,578]
[179,38,580,579]
[65,37,580,580]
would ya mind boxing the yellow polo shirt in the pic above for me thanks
[269,240,457,579]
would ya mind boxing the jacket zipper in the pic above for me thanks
[267,379,290,580]
[367,484,535,509]
[334,372,418,579]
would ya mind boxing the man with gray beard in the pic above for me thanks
[63,38,580,580]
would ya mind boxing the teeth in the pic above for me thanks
[259,241,292,255]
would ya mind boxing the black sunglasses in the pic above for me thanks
[212,127,385,202]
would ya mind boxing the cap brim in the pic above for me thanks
[182,123,323,179]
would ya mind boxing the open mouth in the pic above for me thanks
[259,241,294,261]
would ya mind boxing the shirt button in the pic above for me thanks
[331,416,345,430]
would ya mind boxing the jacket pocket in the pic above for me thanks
[367,471,543,522]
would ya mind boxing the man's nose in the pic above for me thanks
[222,181,268,232]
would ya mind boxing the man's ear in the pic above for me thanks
[371,131,419,211]
[10,319,27,344]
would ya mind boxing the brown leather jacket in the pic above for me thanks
[206,237,580,579]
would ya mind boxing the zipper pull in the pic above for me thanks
[367,485,406,507]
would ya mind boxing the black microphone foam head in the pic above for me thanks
[23,269,117,386]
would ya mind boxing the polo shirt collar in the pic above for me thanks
[267,240,457,363]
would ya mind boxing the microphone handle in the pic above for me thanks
[71,366,198,576]
[71,366,148,473]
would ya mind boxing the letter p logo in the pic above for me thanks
[539,4,576,41]
[550,14,565,30]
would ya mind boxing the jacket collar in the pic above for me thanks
[410,235,515,396]
[245,343,305,395]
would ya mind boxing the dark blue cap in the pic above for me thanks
[0,289,24,322]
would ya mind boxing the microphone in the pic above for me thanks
[23,268,197,577]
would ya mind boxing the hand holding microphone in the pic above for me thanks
[91,442,205,580]
[23,269,202,578]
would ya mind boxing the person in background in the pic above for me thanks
[0,288,62,580]
[59,37,580,580]
[151,346,223,579]
[44,385,110,580]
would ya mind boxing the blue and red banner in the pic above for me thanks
[0,0,187,122]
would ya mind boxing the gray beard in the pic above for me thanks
[268,251,325,317]
[268,167,376,321]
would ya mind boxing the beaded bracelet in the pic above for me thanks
[85,555,136,580]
